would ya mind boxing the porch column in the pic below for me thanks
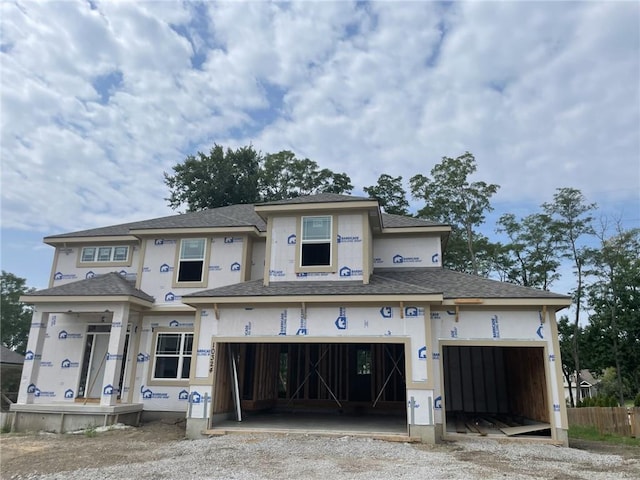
[101,304,130,406]
[17,309,49,404]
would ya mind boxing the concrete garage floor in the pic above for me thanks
[206,412,411,440]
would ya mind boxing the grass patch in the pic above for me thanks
[569,425,640,446]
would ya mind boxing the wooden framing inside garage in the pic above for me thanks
[440,340,553,439]
[208,338,410,430]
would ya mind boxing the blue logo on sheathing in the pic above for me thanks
[392,255,404,264]
[380,307,393,318]
[287,234,296,245]
[27,383,37,394]
[103,384,116,396]
[431,253,439,263]
[339,266,351,277]
[86,271,95,279]
[553,404,561,412]
[141,388,169,400]
[491,315,500,338]
[418,346,427,359]
[54,272,77,281]
[190,392,202,404]
[165,292,176,302]
[137,353,150,363]
[65,389,74,399]
[230,262,241,271]
[178,389,189,401]
[61,358,79,368]
[434,396,442,409]
[335,307,347,330]
[160,263,172,273]
[405,306,420,317]
[25,350,35,360]
[58,330,82,340]
[169,320,180,327]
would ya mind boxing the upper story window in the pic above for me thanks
[301,216,332,267]
[80,246,130,264]
[176,238,206,283]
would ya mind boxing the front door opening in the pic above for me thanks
[210,342,408,435]
[442,345,551,438]
[78,324,129,400]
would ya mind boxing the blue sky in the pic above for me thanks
[1,1,639,292]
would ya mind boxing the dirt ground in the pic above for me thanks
[1,421,638,479]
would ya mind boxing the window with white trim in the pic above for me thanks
[301,216,332,266]
[80,246,129,263]
[177,238,206,283]
[152,332,193,380]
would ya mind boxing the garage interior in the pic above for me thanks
[208,342,408,435]
[442,345,551,438]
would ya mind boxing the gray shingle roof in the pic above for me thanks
[257,193,373,205]
[46,204,266,240]
[25,273,155,303]
[186,274,440,298]
[1,345,24,365]
[375,268,570,299]
[45,194,448,241]
[184,268,569,301]
[381,213,448,228]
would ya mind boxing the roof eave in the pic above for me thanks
[442,297,571,309]
[129,226,262,237]
[44,235,139,246]
[20,295,154,309]
[182,293,444,305]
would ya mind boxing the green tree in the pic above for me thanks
[1,271,34,354]
[557,315,585,407]
[363,174,410,216]
[496,212,561,290]
[544,187,597,404]
[164,144,263,211]
[410,152,500,275]
[259,151,353,201]
[585,225,640,402]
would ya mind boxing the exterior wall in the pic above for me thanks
[20,306,138,405]
[139,236,245,306]
[429,308,564,437]
[373,236,441,268]
[51,244,141,286]
[190,304,436,428]
[268,214,366,282]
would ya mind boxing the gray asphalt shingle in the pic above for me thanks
[183,268,569,300]
[25,272,155,303]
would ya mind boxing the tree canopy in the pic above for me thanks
[363,174,410,216]
[165,146,352,211]
[1,271,34,354]
[410,152,499,275]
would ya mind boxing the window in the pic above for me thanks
[152,332,193,380]
[301,216,332,267]
[80,246,130,263]
[356,348,371,375]
[177,238,206,283]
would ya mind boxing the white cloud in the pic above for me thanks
[0,1,638,258]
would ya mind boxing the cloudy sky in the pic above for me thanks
[1,0,639,290]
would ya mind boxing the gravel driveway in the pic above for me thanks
[1,422,638,479]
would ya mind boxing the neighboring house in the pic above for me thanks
[563,370,600,403]
[13,193,571,444]
[1,345,24,410]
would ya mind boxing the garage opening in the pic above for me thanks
[209,342,407,435]
[442,345,551,438]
